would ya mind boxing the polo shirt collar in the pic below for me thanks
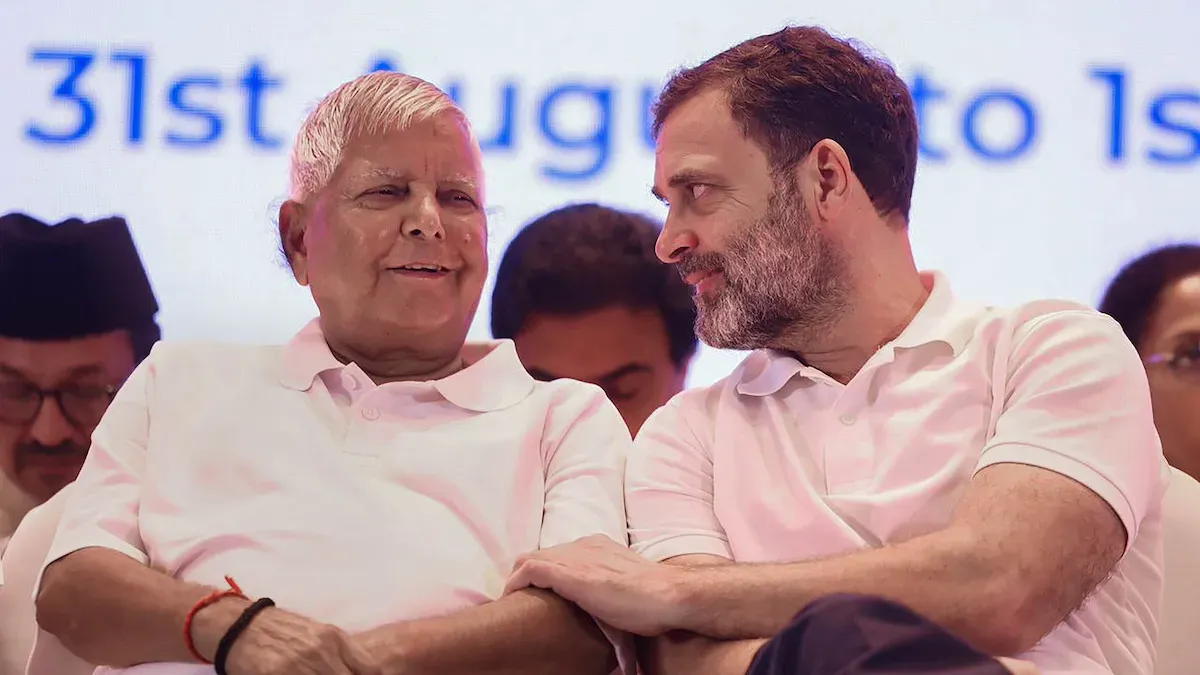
[890,271,978,355]
[434,340,534,412]
[280,319,534,412]
[736,271,979,397]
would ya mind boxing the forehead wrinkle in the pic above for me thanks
[443,172,480,192]
[347,165,481,193]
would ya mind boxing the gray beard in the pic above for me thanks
[693,188,850,352]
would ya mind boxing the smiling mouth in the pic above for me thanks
[388,264,452,278]
[684,268,724,292]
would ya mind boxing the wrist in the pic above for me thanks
[189,596,252,662]
[663,566,706,633]
[356,624,414,673]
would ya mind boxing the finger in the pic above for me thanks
[509,547,561,573]
[511,559,593,605]
[503,560,534,595]
[509,551,535,573]
[504,558,555,595]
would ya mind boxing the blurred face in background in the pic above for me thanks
[1139,272,1200,481]
[512,305,688,436]
[0,331,134,502]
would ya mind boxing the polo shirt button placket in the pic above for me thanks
[826,403,870,493]
[344,398,384,459]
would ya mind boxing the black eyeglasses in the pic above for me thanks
[1145,341,1200,384]
[0,380,118,428]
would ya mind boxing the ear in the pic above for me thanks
[797,138,853,223]
[278,200,310,286]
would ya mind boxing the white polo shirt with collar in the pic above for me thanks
[627,272,1167,675]
[35,319,633,674]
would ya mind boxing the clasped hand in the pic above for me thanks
[504,534,690,636]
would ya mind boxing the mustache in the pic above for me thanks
[675,251,727,281]
[18,442,87,458]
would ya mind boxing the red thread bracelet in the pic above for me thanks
[184,576,246,664]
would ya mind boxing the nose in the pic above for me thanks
[401,192,445,241]
[29,398,74,447]
[655,216,698,264]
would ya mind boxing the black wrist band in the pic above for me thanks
[213,597,275,675]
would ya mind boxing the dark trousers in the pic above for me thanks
[746,594,1011,675]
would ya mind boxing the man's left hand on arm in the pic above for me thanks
[504,534,691,637]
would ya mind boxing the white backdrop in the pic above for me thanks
[1,0,1197,386]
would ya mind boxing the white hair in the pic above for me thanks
[288,71,476,202]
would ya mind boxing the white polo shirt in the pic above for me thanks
[627,272,1167,675]
[36,320,632,674]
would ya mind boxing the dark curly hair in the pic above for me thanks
[653,25,919,220]
[1099,243,1200,349]
[491,203,697,366]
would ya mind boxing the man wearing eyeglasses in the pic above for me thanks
[0,212,160,547]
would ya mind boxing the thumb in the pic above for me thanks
[504,558,552,596]
[503,560,533,595]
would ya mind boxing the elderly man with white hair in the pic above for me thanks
[30,71,631,675]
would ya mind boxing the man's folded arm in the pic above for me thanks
[638,555,764,675]
[632,313,1161,658]
[39,547,251,666]
[35,350,253,667]
[625,400,765,675]
[361,588,615,675]
[666,462,1126,655]
[363,384,631,675]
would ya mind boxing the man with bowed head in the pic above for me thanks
[491,203,698,436]
[0,213,160,675]
[506,26,1165,675]
[0,213,160,546]
[33,71,632,675]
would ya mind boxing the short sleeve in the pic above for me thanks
[626,397,733,562]
[538,384,630,550]
[36,344,160,590]
[976,310,1165,553]
[536,383,634,674]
